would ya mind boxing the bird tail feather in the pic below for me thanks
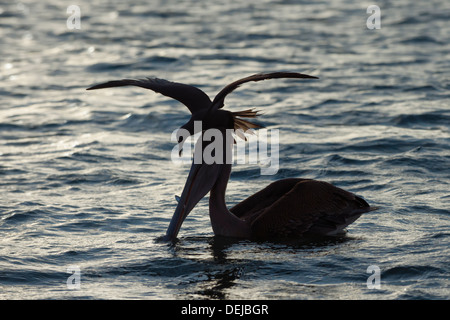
[231,109,263,135]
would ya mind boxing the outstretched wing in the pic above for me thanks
[209,72,318,113]
[87,77,212,114]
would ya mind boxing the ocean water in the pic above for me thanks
[0,0,449,300]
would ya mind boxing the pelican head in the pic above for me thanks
[163,125,235,241]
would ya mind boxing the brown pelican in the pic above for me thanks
[87,72,377,241]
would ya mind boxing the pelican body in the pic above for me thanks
[87,72,376,241]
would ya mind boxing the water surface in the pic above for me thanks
[0,0,449,299]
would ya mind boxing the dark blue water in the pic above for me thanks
[0,0,449,299]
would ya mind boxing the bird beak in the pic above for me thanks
[162,159,222,241]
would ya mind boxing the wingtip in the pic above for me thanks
[86,84,102,90]
[287,72,319,80]
[298,73,319,80]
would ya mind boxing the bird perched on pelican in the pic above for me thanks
[87,72,377,241]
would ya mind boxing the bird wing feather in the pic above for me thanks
[249,179,371,238]
[210,72,318,113]
[87,77,212,114]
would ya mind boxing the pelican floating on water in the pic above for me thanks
[87,72,377,241]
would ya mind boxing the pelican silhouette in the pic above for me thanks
[87,72,377,241]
